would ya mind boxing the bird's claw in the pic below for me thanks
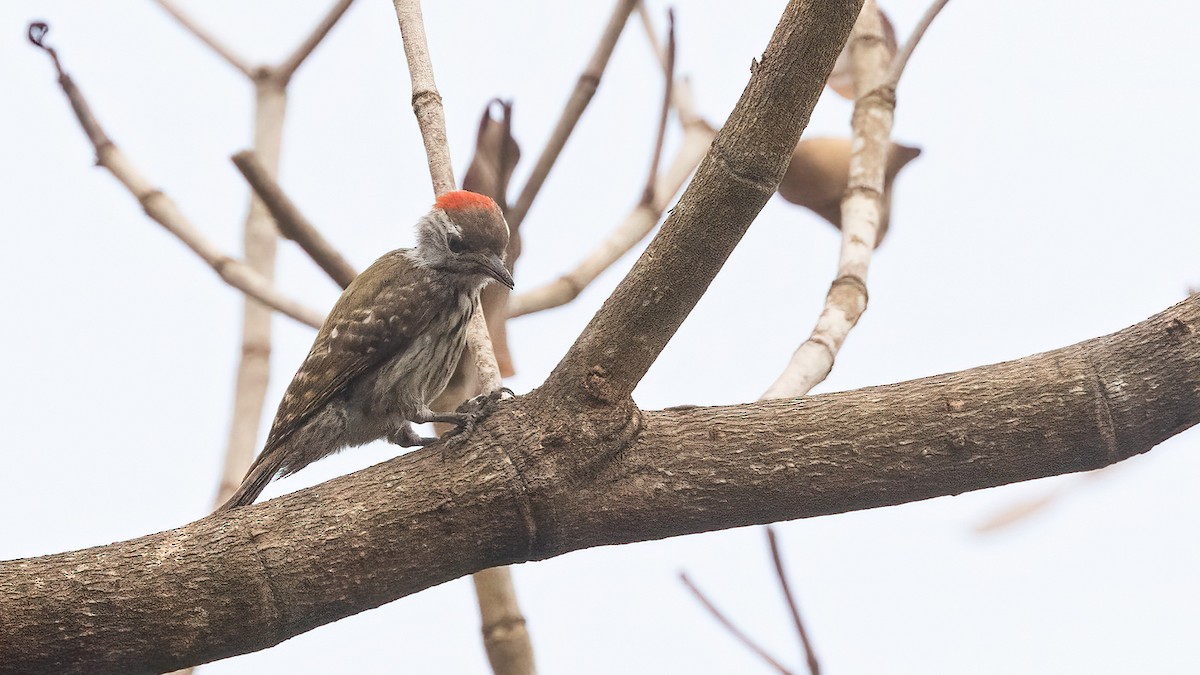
[455,387,514,416]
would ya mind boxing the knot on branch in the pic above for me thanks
[853,83,898,117]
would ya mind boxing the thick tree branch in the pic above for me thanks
[506,0,638,230]
[541,0,864,404]
[27,24,324,328]
[4,294,1196,672]
[232,150,359,289]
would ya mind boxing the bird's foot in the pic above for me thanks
[410,388,516,444]
[387,424,438,447]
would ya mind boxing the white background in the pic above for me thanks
[2,1,1198,673]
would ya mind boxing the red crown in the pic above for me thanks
[435,190,497,213]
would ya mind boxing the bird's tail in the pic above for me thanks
[215,445,286,512]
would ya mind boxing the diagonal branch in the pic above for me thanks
[277,0,356,82]
[766,527,821,675]
[641,9,675,206]
[506,11,712,319]
[232,150,359,288]
[506,0,639,230]
[681,572,794,675]
[541,0,865,404]
[5,290,1196,672]
[27,24,323,329]
[505,116,712,318]
[886,0,951,86]
[392,0,456,195]
[761,0,895,399]
[151,0,254,78]
[391,3,532,673]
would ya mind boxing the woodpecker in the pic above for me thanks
[218,191,514,511]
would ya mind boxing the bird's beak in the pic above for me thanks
[479,253,515,289]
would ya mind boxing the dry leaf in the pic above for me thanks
[437,99,521,413]
[777,136,920,246]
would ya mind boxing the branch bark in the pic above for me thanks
[4,292,1196,672]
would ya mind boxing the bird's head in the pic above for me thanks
[413,190,514,289]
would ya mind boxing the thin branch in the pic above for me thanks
[540,0,864,404]
[641,9,675,206]
[507,4,706,319]
[232,150,358,288]
[277,0,356,82]
[760,0,893,399]
[392,0,456,194]
[391,3,532,673]
[885,0,951,86]
[506,0,639,230]
[151,0,254,78]
[474,566,537,675]
[27,24,323,329]
[680,573,794,675]
[506,117,712,318]
[766,528,821,675]
[636,1,701,125]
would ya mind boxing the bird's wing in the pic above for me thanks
[263,250,446,450]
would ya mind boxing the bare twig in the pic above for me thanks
[886,0,951,86]
[760,0,894,399]
[641,9,675,206]
[766,528,821,675]
[506,0,639,229]
[506,116,712,318]
[392,0,456,194]
[232,150,358,288]
[278,0,356,82]
[507,9,714,318]
[391,2,533,672]
[27,24,323,328]
[211,77,292,523]
[152,0,254,77]
[680,573,794,675]
[636,1,700,122]
[975,466,1114,534]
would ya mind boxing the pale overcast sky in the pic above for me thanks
[1,1,1198,673]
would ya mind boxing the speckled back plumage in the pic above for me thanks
[218,191,511,511]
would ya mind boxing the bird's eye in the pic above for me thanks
[447,234,465,253]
